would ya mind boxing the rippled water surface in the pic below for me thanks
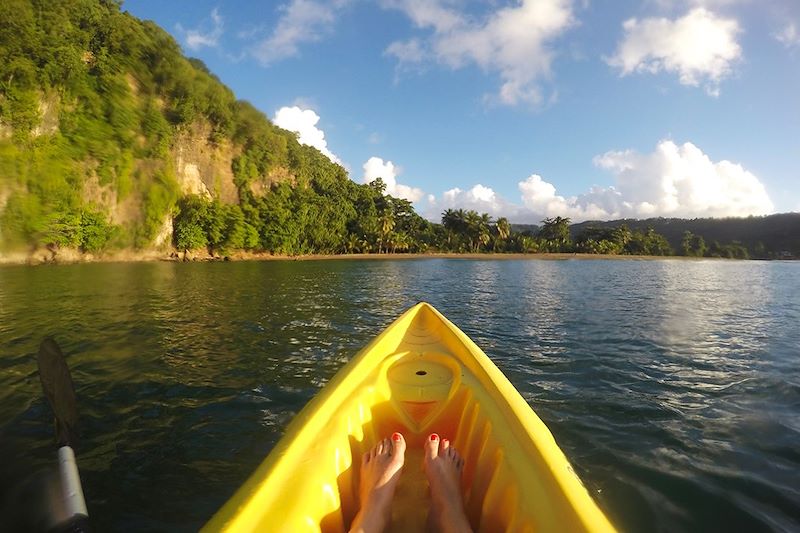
[1,259,798,532]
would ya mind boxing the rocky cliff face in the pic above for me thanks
[173,122,239,205]
[32,93,60,138]
[0,93,276,258]
[249,165,294,197]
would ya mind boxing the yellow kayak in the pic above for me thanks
[204,302,616,532]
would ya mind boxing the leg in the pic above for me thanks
[424,434,472,533]
[349,433,407,533]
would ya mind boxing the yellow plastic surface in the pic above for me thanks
[203,302,616,532]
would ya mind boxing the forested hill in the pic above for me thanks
[1,0,405,257]
[570,214,800,258]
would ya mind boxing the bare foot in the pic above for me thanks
[424,434,472,533]
[349,433,407,533]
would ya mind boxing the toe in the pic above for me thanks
[390,432,406,467]
[392,432,406,457]
[441,438,450,453]
[425,433,440,460]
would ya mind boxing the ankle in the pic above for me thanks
[351,486,393,533]
[438,506,471,533]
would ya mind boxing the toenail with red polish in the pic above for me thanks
[430,433,439,441]
[392,432,401,441]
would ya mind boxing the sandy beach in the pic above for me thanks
[0,248,707,266]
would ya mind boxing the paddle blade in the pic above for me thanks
[37,337,79,448]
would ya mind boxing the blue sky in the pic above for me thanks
[123,0,800,222]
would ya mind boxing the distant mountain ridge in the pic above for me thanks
[512,213,800,258]
[569,213,800,257]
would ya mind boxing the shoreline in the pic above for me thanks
[0,248,745,266]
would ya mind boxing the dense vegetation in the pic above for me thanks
[0,0,351,252]
[173,178,437,255]
[569,214,800,259]
[1,0,796,260]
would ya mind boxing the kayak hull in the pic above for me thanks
[204,302,615,532]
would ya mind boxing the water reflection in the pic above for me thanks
[519,260,568,355]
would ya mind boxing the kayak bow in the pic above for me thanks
[205,302,615,532]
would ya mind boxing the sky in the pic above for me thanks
[122,0,800,223]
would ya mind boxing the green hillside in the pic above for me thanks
[0,0,428,256]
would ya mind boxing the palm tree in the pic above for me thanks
[520,236,538,253]
[345,233,360,254]
[379,211,395,253]
[441,208,467,251]
[464,210,481,252]
[539,216,571,252]
[394,232,410,253]
[359,238,372,253]
[441,208,456,248]
[479,213,492,252]
[478,228,491,250]
[613,224,632,249]
[494,216,510,252]
[496,217,510,240]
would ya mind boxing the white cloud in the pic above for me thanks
[429,184,521,220]
[385,38,427,64]
[251,0,350,65]
[381,0,465,33]
[590,140,773,219]
[273,106,340,163]
[650,0,746,8]
[362,157,424,203]
[177,8,224,50]
[384,0,576,106]
[775,23,800,48]
[607,8,741,96]
[426,140,773,223]
[518,174,619,220]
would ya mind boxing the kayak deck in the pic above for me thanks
[204,303,615,532]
